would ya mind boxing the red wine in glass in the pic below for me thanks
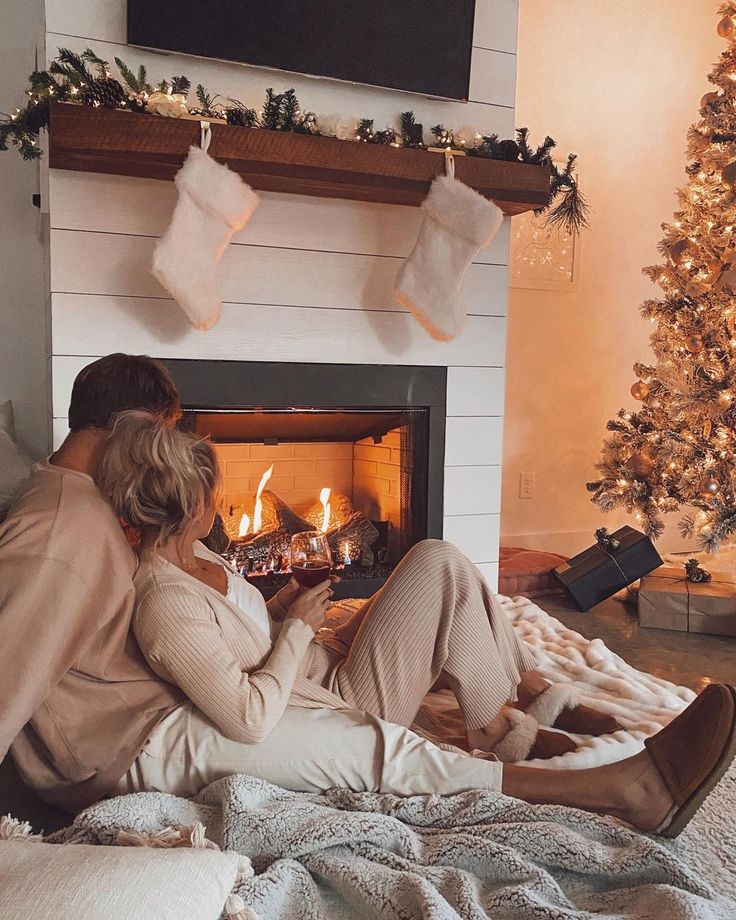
[290,531,332,588]
[291,558,332,587]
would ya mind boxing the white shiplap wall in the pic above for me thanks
[43,0,518,589]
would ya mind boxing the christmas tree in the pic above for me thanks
[588,4,736,551]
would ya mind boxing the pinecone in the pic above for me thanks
[496,139,521,161]
[225,106,257,128]
[374,128,398,146]
[80,78,128,109]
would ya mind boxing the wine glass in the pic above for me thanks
[290,531,333,587]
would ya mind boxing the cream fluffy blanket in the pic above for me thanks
[49,597,735,918]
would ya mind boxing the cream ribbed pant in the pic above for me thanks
[332,539,537,731]
[115,704,503,798]
[116,540,529,799]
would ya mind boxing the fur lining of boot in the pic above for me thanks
[525,684,582,728]
[492,708,539,763]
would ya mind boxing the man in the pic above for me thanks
[0,354,185,812]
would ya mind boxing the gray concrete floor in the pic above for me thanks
[537,592,736,693]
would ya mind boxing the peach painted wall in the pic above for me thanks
[501,0,723,555]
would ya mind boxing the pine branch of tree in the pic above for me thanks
[261,87,283,129]
[114,56,140,93]
[137,65,152,94]
[170,75,191,96]
[400,110,424,147]
[530,135,556,165]
[195,83,220,115]
[81,48,110,76]
[545,182,590,234]
[50,48,93,86]
[280,88,300,130]
[515,127,533,161]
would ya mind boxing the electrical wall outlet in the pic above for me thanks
[519,472,535,499]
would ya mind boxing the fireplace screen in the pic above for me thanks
[186,406,429,597]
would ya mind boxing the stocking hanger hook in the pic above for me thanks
[200,120,212,153]
[444,146,455,179]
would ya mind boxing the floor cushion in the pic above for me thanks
[0,838,241,920]
[498,546,568,598]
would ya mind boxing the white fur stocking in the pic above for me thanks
[393,174,504,342]
[152,145,260,330]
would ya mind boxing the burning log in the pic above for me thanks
[325,512,379,566]
[260,490,312,535]
[222,475,381,575]
[304,492,354,531]
[232,527,291,570]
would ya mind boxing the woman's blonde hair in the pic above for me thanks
[98,409,221,546]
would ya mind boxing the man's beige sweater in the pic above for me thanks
[0,461,184,812]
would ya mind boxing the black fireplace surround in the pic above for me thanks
[164,360,447,598]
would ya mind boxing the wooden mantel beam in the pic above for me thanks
[48,103,551,214]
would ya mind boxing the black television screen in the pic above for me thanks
[127,0,476,101]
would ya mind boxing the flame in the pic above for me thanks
[319,486,332,532]
[252,464,274,533]
[238,513,250,538]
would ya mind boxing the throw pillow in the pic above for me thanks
[0,401,33,520]
[0,839,241,920]
[498,546,569,598]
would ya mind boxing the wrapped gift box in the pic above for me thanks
[638,566,736,637]
[553,526,662,611]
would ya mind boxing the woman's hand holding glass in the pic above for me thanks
[285,577,335,631]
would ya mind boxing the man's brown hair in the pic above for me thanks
[68,354,181,431]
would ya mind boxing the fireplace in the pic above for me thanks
[165,360,446,598]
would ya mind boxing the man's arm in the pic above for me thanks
[0,555,98,761]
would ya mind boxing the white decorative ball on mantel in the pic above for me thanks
[146,91,189,118]
[317,113,359,141]
[453,125,482,148]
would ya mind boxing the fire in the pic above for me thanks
[238,513,250,538]
[252,464,274,533]
[319,487,331,532]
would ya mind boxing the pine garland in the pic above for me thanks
[0,46,587,233]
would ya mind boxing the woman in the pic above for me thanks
[99,411,736,838]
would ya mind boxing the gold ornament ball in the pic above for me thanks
[669,239,690,263]
[700,476,720,498]
[718,266,736,293]
[723,161,736,186]
[626,453,655,479]
[700,91,719,108]
[685,333,705,353]
[718,16,736,37]
[630,380,650,400]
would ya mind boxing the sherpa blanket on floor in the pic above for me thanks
[48,598,735,919]
[419,594,698,771]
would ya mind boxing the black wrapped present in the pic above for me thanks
[553,526,663,611]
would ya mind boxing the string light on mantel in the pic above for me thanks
[588,2,736,550]
[0,47,588,234]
